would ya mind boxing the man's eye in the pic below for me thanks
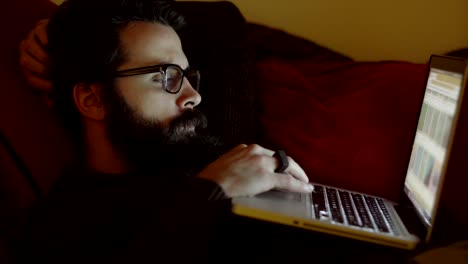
[152,73,164,82]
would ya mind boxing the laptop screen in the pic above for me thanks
[404,63,464,227]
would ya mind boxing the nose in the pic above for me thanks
[175,77,202,109]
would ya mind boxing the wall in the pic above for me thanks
[50,0,468,63]
[182,0,468,63]
[50,0,62,5]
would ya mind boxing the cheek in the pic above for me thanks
[115,78,177,125]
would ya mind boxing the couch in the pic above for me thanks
[1,0,467,262]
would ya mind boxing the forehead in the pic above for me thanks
[118,21,188,70]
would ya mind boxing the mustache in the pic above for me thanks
[163,108,208,142]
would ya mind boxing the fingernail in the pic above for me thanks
[307,184,314,192]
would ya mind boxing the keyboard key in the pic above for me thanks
[339,191,360,226]
[326,188,344,223]
[364,196,389,233]
[311,186,326,220]
[315,185,324,193]
[376,198,399,235]
[351,194,374,229]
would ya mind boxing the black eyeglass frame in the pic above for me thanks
[114,63,200,94]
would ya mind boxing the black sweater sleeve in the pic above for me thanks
[18,174,233,264]
[119,177,232,264]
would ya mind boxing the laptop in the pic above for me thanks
[232,55,468,250]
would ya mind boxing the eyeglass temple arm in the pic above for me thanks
[115,65,164,77]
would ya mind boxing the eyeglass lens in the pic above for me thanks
[164,65,200,93]
[165,66,183,93]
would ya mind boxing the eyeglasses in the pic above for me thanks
[114,64,200,94]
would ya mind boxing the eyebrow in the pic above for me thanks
[129,61,190,71]
[159,61,190,70]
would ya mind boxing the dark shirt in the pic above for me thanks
[17,169,424,264]
[18,169,232,264]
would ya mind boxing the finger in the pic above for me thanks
[283,157,309,183]
[31,35,50,65]
[222,143,248,158]
[19,51,49,77]
[244,144,275,156]
[21,27,50,65]
[32,22,50,65]
[274,174,314,193]
[225,144,247,155]
[35,19,49,27]
[233,143,248,150]
[24,74,53,92]
[34,19,49,46]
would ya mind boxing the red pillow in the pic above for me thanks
[1,0,57,54]
[257,59,427,200]
[0,0,73,220]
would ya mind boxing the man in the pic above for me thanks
[17,0,313,263]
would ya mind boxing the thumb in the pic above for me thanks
[275,174,314,193]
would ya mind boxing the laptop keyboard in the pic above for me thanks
[352,194,374,229]
[311,185,397,234]
[326,188,344,223]
[339,190,359,226]
[363,196,389,232]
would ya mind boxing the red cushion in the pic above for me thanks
[0,0,69,196]
[257,59,427,200]
[1,0,57,55]
[0,0,73,247]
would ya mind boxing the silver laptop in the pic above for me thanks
[232,55,468,250]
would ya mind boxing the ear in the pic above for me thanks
[73,83,106,121]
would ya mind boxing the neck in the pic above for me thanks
[84,120,128,174]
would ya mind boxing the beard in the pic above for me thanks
[102,86,223,177]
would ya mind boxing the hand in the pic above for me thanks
[19,19,52,95]
[198,144,314,198]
